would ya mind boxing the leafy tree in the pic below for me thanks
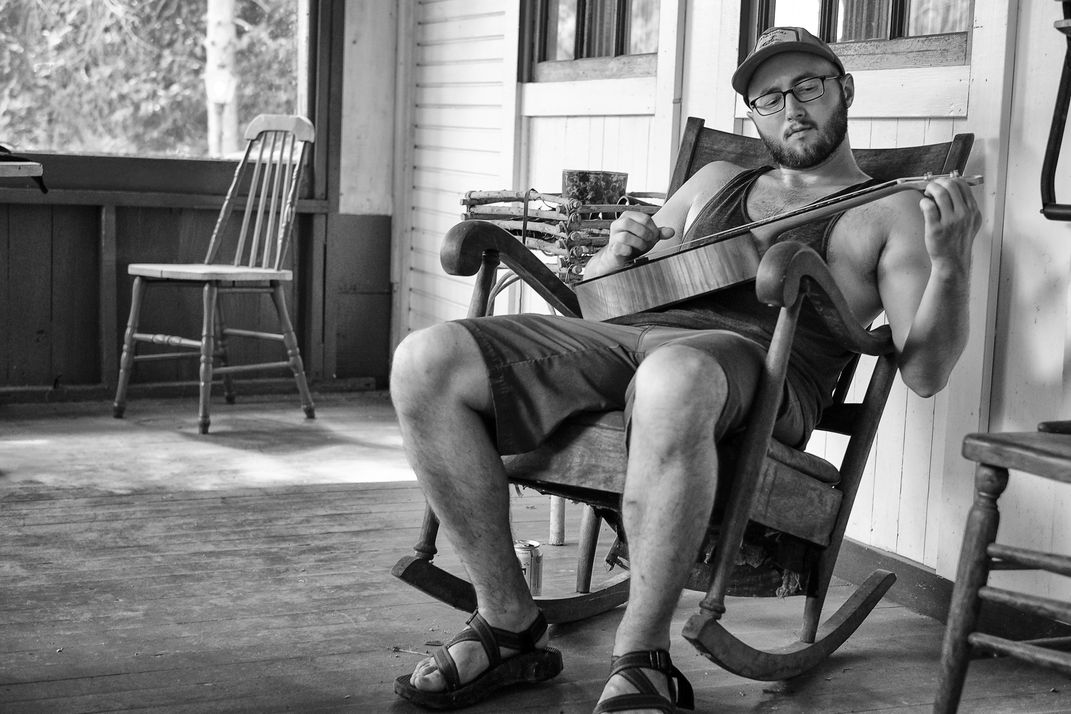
[0,0,298,158]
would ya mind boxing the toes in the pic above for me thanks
[409,657,444,690]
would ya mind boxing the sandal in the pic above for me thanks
[593,649,695,713]
[394,610,563,710]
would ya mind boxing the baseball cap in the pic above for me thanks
[731,26,845,98]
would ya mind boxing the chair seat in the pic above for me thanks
[128,263,293,282]
[504,410,843,546]
[962,431,1071,483]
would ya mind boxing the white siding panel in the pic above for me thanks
[418,84,505,108]
[419,0,505,21]
[525,116,658,193]
[418,37,505,64]
[414,106,503,131]
[419,15,505,43]
[416,125,504,154]
[522,78,658,117]
[415,146,501,177]
[400,0,516,339]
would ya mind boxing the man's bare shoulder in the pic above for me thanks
[672,160,748,209]
[688,160,748,186]
[831,185,926,278]
[840,186,926,244]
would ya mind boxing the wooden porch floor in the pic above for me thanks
[2,392,1070,713]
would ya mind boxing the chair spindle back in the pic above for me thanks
[204,114,315,270]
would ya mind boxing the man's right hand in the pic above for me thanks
[606,211,676,262]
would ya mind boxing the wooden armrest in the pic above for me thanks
[441,220,581,317]
[756,241,893,356]
[1039,420,1071,434]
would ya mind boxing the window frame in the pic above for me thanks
[5,0,330,206]
[520,0,659,83]
[740,0,971,72]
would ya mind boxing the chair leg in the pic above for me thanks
[215,299,237,404]
[198,282,218,435]
[934,463,1009,714]
[270,282,315,419]
[113,277,145,419]
[575,507,602,594]
[549,495,566,545]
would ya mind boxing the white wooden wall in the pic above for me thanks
[981,0,1071,603]
[391,0,519,341]
[390,0,1071,595]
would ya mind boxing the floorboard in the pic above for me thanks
[1,393,1070,712]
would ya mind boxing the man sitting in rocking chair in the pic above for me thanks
[389,27,981,713]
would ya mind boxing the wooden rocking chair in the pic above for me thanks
[393,117,974,681]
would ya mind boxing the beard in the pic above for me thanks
[759,97,849,170]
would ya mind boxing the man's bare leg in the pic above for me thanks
[597,346,726,711]
[391,322,545,692]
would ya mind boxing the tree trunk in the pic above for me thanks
[205,0,239,156]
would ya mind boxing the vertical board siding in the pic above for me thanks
[50,207,101,386]
[526,116,658,194]
[5,205,54,385]
[401,0,511,333]
[1,205,99,387]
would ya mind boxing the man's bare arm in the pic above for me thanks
[583,162,733,279]
[877,177,982,397]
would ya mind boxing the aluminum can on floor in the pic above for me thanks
[514,540,543,596]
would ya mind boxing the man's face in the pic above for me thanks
[746,52,851,170]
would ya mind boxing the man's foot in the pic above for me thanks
[394,609,563,710]
[592,650,694,714]
[409,610,548,692]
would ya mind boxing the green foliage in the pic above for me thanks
[0,0,299,158]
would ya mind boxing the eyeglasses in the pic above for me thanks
[749,75,844,116]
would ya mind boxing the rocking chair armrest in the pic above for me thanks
[756,241,894,357]
[441,220,582,318]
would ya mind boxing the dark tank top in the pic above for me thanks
[611,166,882,424]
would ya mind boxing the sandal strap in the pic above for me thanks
[433,610,549,692]
[607,649,695,711]
[489,610,548,651]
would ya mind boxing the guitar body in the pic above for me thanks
[574,173,983,322]
[576,232,760,321]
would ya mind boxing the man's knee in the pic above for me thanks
[390,322,487,415]
[633,345,729,421]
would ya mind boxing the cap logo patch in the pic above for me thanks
[756,27,801,49]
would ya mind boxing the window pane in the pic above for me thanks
[628,0,660,54]
[0,0,306,159]
[545,0,578,60]
[773,1,821,31]
[837,0,891,42]
[585,0,620,57]
[907,0,971,36]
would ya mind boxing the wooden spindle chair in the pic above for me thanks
[112,114,316,434]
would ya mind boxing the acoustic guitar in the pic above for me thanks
[574,172,984,321]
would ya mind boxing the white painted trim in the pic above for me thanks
[520,77,657,117]
[500,2,522,189]
[339,1,397,215]
[651,0,687,188]
[734,65,971,119]
[933,0,1019,579]
[390,0,418,350]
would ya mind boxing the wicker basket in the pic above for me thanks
[461,189,664,284]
